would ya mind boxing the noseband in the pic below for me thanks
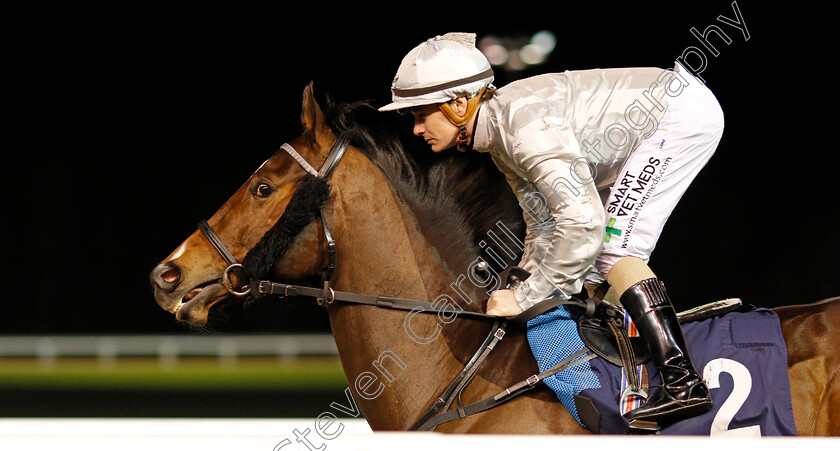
[198,132,350,301]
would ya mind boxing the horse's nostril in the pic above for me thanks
[151,263,182,290]
[161,267,180,284]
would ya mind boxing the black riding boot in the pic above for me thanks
[620,278,712,426]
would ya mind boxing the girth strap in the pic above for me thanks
[409,320,507,431]
[413,348,597,431]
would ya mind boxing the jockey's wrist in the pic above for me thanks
[514,269,573,310]
[513,282,534,310]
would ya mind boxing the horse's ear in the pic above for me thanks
[301,82,325,133]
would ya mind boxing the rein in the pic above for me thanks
[196,132,598,431]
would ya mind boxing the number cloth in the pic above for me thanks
[527,306,797,435]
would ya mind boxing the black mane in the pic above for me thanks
[322,98,525,276]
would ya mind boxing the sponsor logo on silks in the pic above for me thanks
[605,217,622,243]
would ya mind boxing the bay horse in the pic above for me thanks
[150,84,840,436]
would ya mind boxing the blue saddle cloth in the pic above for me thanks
[527,305,797,435]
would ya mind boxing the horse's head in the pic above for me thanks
[150,84,342,326]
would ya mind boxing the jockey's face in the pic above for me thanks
[411,104,459,152]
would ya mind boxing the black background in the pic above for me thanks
[3,1,837,335]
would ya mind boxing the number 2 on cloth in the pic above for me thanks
[703,358,762,437]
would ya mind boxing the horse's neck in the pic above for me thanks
[328,158,454,298]
[319,151,585,434]
[323,152,484,430]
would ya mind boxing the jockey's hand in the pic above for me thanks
[486,289,524,317]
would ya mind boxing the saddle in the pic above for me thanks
[578,295,746,367]
[499,266,747,369]
[571,286,746,433]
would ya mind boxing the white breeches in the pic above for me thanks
[586,63,724,285]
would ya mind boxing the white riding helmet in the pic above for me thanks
[379,33,494,113]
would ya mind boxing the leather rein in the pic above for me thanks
[196,132,598,431]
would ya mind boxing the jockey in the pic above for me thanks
[379,32,724,427]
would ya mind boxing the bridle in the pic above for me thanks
[194,130,597,431]
[198,132,349,303]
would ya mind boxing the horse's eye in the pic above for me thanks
[254,183,273,198]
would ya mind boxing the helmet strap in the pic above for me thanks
[456,125,470,152]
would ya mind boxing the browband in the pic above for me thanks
[279,132,350,179]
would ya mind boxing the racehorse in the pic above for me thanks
[150,84,840,436]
